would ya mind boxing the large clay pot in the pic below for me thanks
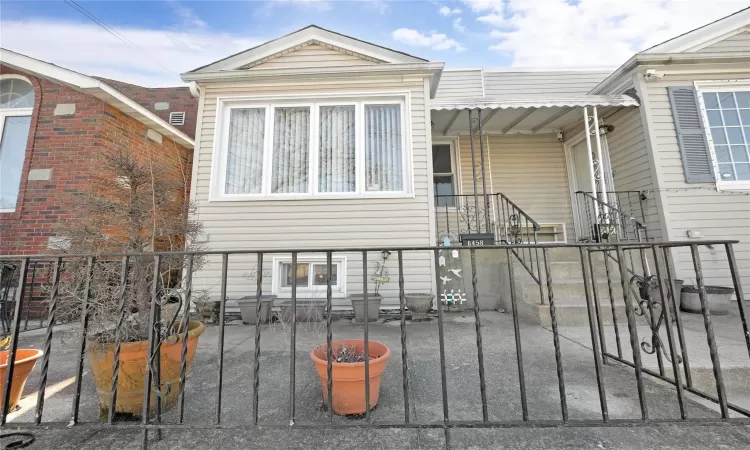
[310,339,391,415]
[0,349,43,410]
[87,320,205,416]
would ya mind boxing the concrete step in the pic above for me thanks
[523,280,626,304]
[513,300,628,328]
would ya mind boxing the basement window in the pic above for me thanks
[169,111,186,126]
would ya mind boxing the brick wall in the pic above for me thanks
[0,65,193,257]
[97,78,198,139]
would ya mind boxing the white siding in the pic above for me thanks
[248,44,379,70]
[606,105,663,241]
[455,134,575,242]
[193,74,433,308]
[483,70,612,97]
[645,71,750,293]
[694,32,750,53]
[434,70,483,100]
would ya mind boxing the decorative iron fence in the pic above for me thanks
[0,241,748,449]
[575,191,646,243]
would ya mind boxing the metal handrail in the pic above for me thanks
[498,193,541,232]
[576,190,646,231]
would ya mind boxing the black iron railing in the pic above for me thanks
[434,193,498,243]
[576,191,646,243]
[0,241,748,448]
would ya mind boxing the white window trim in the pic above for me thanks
[0,74,34,212]
[209,91,414,201]
[694,79,750,191]
[431,139,460,209]
[271,255,347,298]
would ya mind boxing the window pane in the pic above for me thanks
[719,92,736,109]
[0,116,32,210]
[711,127,727,145]
[736,92,750,109]
[731,145,749,162]
[722,110,740,126]
[225,108,265,194]
[703,93,719,109]
[281,263,309,287]
[365,104,403,191]
[272,107,310,193]
[727,127,745,144]
[312,264,338,286]
[0,79,34,108]
[715,145,731,163]
[718,164,735,180]
[432,144,452,173]
[707,110,723,126]
[434,175,454,207]
[318,106,355,193]
[740,109,750,126]
[736,163,750,180]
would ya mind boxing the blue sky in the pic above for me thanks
[0,0,746,87]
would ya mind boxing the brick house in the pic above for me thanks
[0,49,197,257]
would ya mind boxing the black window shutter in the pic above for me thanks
[667,86,716,183]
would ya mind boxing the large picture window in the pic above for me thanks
[216,97,409,199]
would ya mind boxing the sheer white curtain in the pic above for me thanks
[319,105,356,192]
[365,104,403,191]
[272,107,310,193]
[225,108,265,194]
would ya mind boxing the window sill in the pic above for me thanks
[0,208,17,214]
[717,181,750,192]
[209,192,415,202]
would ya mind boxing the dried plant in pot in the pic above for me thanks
[53,142,207,419]
[310,340,391,415]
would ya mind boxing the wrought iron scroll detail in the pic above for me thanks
[630,274,682,365]
[148,287,185,398]
[508,214,522,244]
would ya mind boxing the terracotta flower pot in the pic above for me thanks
[87,320,205,416]
[0,349,44,410]
[310,339,391,415]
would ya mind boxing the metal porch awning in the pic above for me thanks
[431,94,639,136]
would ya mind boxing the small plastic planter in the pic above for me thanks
[349,293,383,322]
[236,295,276,324]
[680,285,734,315]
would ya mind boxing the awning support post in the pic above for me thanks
[583,107,599,229]
[477,109,491,233]
[592,106,609,222]
[468,109,480,232]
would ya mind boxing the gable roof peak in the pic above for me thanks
[185,25,427,75]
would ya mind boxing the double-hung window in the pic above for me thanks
[0,76,34,212]
[432,143,456,207]
[702,89,750,182]
[216,97,409,199]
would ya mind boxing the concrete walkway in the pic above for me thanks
[3,311,749,449]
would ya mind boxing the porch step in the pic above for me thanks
[514,300,627,328]
[522,279,625,304]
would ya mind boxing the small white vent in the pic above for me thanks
[169,111,186,125]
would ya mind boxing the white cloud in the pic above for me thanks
[363,0,390,14]
[269,0,333,12]
[0,20,263,87]
[168,1,208,29]
[439,6,462,16]
[452,17,466,33]
[392,28,466,52]
[468,0,745,67]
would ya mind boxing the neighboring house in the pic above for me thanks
[0,49,197,256]
[181,11,748,316]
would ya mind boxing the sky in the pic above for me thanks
[0,0,747,87]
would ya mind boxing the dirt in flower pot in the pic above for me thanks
[333,345,378,363]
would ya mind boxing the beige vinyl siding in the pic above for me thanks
[606,105,663,241]
[455,134,575,242]
[483,70,611,97]
[434,70,483,100]
[248,44,379,70]
[694,32,750,53]
[645,70,750,293]
[193,74,433,308]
